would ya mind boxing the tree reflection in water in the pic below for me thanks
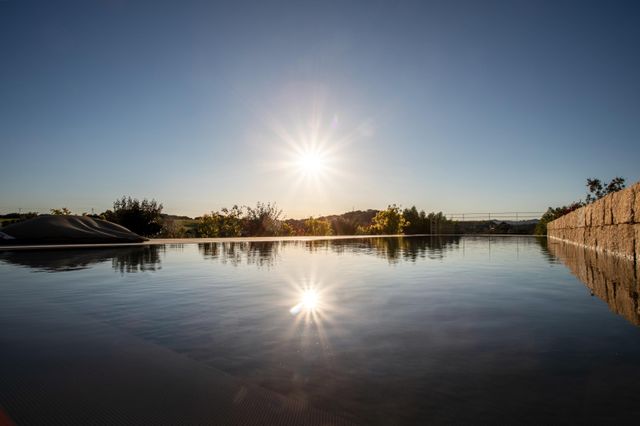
[198,236,462,267]
[0,237,463,273]
[199,242,282,267]
[112,246,164,273]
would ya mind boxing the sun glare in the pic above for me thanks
[295,150,326,177]
[290,288,321,315]
[301,289,319,310]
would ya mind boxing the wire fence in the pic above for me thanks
[445,212,545,222]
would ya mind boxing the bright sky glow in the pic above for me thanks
[295,150,326,178]
[1,1,639,217]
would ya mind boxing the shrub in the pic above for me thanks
[197,206,244,237]
[50,208,72,215]
[534,202,584,235]
[303,217,333,236]
[369,205,409,235]
[103,197,163,237]
[243,202,284,236]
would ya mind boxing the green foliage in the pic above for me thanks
[50,207,72,215]
[369,205,409,235]
[303,217,333,236]
[585,177,625,203]
[279,222,296,236]
[534,202,584,236]
[329,216,358,235]
[243,202,285,236]
[402,206,424,234]
[197,206,243,237]
[535,177,626,236]
[401,207,455,234]
[157,217,186,238]
[103,196,163,237]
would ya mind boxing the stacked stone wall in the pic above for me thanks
[547,182,640,261]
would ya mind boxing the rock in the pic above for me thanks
[604,195,615,225]
[611,186,634,224]
[591,198,605,226]
[634,182,640,223]
[0,215,147,245]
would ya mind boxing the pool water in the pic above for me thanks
[1,236,639,424]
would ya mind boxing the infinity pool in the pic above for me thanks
[1,237,639,424]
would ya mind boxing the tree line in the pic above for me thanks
[11,176,619,238]
[534,177,626,235]
[3,197,457,238]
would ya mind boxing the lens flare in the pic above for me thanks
[301,289,319,310]
[290,289,320,315]
[296,151,326,176]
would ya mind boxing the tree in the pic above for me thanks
[303,217,333,236]
[329,216,358,235]
[197,206,243,237]
[243,202,284,236]
[158,217,187,238]
[534,201,584,235]
[369,205,409,235]
[50,207,72,215]
[586,177,625,203]
[403,206,431,234]
[103,196,163,237]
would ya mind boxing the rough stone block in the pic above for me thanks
[555,216,563,230]
[571,210,581,228]
[633,182,640,223]
[604,194,614,225]
[584,203,593,227]
[636,224,640,261]
[584,227,594,247]
[597,226,612,253]
[565,228,575,243]
[591,198,605,226]
[593,226,605,249]
[575,207,586,228]
[553,217,561,230]
[612,224,635,259]
[560,228,568,240]
[611,186,634,225]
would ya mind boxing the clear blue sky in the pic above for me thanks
[1,0,639,218]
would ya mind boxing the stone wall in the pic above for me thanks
[547,182,640,261]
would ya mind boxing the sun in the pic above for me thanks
[295,150,327,177]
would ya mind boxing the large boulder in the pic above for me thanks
[0,215,147,245]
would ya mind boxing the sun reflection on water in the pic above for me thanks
[290,289,320,315]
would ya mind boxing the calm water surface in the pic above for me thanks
[1,236,640,424]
